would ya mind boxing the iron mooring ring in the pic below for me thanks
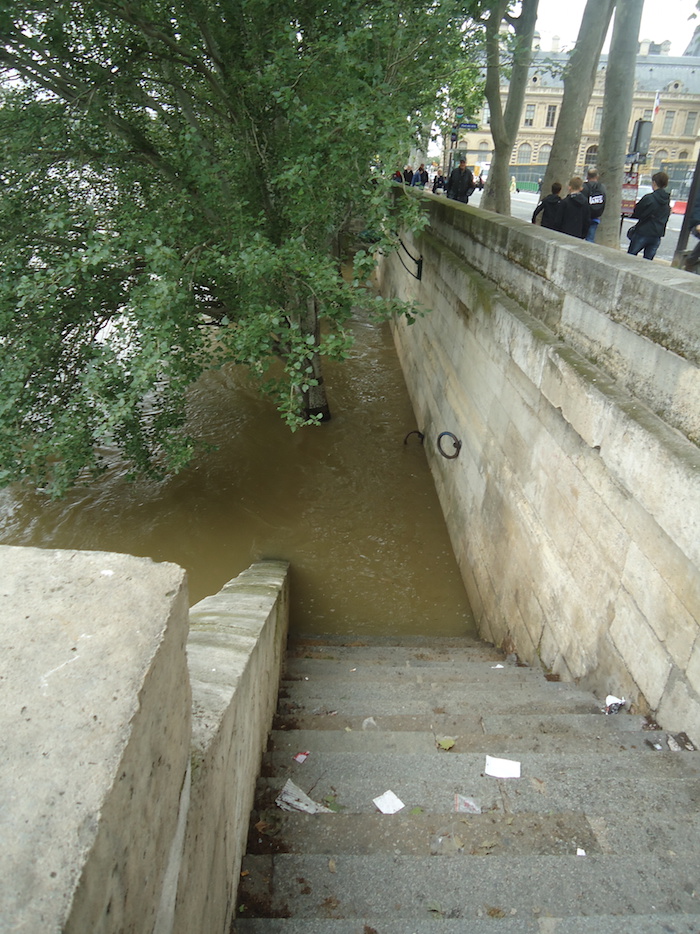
[437,431,462,459]
[403,430,425,445]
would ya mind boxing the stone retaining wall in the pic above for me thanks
[378,193,700,744]
[0,549,288,934]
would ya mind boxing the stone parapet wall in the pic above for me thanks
[378,195,700,745]
[0,549,289,934]
[172,561,290,934]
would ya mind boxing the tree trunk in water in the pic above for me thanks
[481,0,540,215]
[540,0,616,199]
[301,295,331,422]
[596,0,645,248]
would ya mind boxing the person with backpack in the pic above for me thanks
[581,168,606,242]
[627,171,671,261]
[531,182,563,229]
[556,176,591,239]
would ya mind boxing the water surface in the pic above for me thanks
[0,315,474,637]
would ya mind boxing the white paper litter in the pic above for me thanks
[491,664,504,669]
[292,751,310,763]
[275,779,333,814]
[484,755,521,779]
[576,848,586,857]
[372,790,405,814]
[605,695,625,706]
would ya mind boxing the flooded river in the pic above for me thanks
[0,314,474,637]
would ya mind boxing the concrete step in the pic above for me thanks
[267,725,671,755]
[235,853,700,920]
[278,680,602,718]
[288,634,502,653]
[272,710,651,735]
[254,750,700,815]
[234,636,700,933]
[243,808,700,859]
[283,658,544,683]
[233,916,700,933]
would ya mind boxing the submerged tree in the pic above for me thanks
[0,0,478,494]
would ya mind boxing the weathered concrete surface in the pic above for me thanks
[378,193,700,746]
[0,549,290,934]
[0,546,189,934]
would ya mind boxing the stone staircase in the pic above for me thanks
[232,635,700,933]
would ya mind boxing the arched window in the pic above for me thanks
[656,149,669,166]
[585,145,598,166]
[517,142,532,163]
[679,150,689,160]
[478,141,490,153]
[538,143,551,164]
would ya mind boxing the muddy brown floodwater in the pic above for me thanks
[0,314,474,637]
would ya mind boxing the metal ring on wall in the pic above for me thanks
[437,431,462,459]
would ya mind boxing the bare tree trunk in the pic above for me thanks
[596,0,645,248]
[300,295,331,421]
[481,0,540,215]
[540,0,616,199]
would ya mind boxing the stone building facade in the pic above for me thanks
[453,40,700,190]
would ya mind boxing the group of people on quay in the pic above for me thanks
[532,167,671,261]
[392,159,484,201]
[393,161,673,263]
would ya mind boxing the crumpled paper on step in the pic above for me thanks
[603,695,626,715]
[275,779,333,814]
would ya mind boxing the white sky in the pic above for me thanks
[535,0,699,56]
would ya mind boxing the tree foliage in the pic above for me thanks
[0,0,478,494]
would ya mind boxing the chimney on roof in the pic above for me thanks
[639,38,651,56]
[551,35,560,54]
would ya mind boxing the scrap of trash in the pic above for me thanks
[647,733,696,752]
[485,755,521,779]
[454,794,481,814]
[602,695,626,715]
[372,790,405,814]
[275,779,333,814]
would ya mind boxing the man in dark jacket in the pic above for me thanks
[556,176,591,239]
[627,171,671,261]
[446,159,474,203]
[532,182,563,229]
[581,168,606,242]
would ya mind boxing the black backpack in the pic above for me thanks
[586,182,606,219]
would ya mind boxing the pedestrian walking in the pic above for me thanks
[556,176,591,239]
[446,159,474,203]
[532,182,563,229]
[581,169,606,242]
[627,171,671,261]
